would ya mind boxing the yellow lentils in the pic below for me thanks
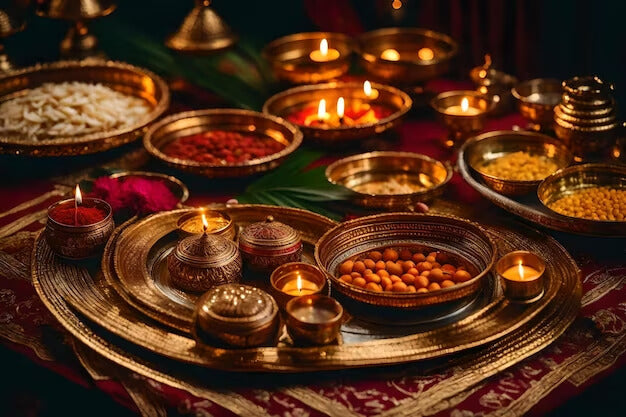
[548,186,626,221]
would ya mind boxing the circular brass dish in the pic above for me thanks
[143,109,302,178]
[325,151,452,209]
[511,78,561,129]
[0,60,170,156]
[263,81,412,145]
[537,163,626,235]
[263,32,355,84]
[356,27,458,85]
[315,213,497,309]
[463,130,573,196]
[109,171,189,207]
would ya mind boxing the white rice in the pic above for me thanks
[0,81,152,141]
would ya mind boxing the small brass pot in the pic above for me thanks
[511,78,562,131]
[44,198,114,260]
[239,216,302,273]
[496,251,545,303]
[285,294,343,345]
[269,262,327,309]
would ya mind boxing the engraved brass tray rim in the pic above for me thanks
[32,205,581,372]
[0,60,170,156]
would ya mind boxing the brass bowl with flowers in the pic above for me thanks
[356,27,458,85]
[263,32,355,84]
[325,151,452,210]
[143,109,303,178]
[0,60,170,156]
[263,81,412,146]
[314,213,497,309]
[462,130,573,196]
[537,163,626,236]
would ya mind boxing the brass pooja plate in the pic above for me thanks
[459,142,626,237]
[143,109,302,178]
[0,60,170,156]
[32,204,581,372]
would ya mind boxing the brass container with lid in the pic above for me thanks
[167,233,242,292]
[192,284,280,347]
[239,215,302,272]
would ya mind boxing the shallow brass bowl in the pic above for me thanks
[263,32,355,84]
[0,60,170,156]
[463,130,573,196]
[537,163,626,236]
[143,109,302,178]
[511,78,561,129]
[315,213,497,309]
[109,171,189,207]
[356,27,458,85]
[325,151,452,209]
[263,81,412,145]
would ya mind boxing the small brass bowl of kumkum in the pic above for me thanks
[143,109,302,178]
[263,81,412,146]
[462,130,573,196]
[325,151,452,210]
[176,210,235,240]
[537,163,626,236]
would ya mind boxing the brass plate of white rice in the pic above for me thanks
[0,60,170,156]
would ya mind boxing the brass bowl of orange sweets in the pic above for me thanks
[314,213,497,308]
[143,109,302,178]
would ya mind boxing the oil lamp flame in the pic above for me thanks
[461,97,469,112]
[75,185,82,206]
[296,274,302,293]
[317,99,327,120]
[319,38,328,57]
[363,80,372,97]
[418,47,434,60]
[381,48,400,61]
[201,212,209,233]
[336,97,345,119]
[518,261,524,279]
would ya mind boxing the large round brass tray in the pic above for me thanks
[459,139,626,237]
[32,205,581,372]
[0,60,170,156]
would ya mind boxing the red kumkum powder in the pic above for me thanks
[50,205,106,226]
[90,176,179,215]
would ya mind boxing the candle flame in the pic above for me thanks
[518,261,524,279]
[317,99,327,120]
[392,0,402,9]
[319,38,328,57]
[296,274,302,293]
[337,97,345,119]
[75,184,82,205]
[381,48,400,61]
[363,80,372,97]
[201,212,209,233]
[461,97,469,112]
[418,47,434,60]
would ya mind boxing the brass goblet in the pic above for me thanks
[35,0,117,58]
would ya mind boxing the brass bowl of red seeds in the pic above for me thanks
[143,109,303,178]
[315,213,497,308]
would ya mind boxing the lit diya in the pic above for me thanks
[263,81,412,145]
[45,185,114,259]
[176,209,235,240]
[270,262,326,308]
[357,28,458,85]
[495,251,545,303]
[263,32,355,84]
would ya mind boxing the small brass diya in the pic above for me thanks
[430,90,496,148]
[270,262,327,308]
[553,76,620,160]
[285,294,343,345]
[325,151,452,210]
[496,251,545,303]
[45,192,114,260]
[464,130,573,196]
[470,54,518,116]
[356,27,458,86]
[167,230,242,293]
[176,210,235,240]
[263,32,355,84]
[263,81,412,146]
[239,215,302,273]
[511,78,562,131]
[192,284,280,348]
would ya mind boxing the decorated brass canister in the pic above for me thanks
[192,284,280,347]
[239,215,302,272]
[167,233,242,292]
